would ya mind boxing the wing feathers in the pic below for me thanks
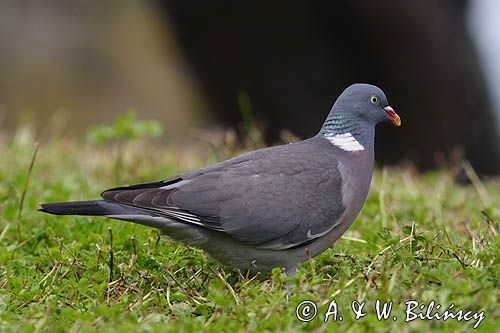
[101,177,222,230]
[100,138,346,249]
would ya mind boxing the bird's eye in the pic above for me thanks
[370,95,378,104]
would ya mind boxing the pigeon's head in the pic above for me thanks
[333,83,401,127]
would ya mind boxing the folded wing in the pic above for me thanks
[102,141,346,249]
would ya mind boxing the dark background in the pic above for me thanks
[1,1,499,174]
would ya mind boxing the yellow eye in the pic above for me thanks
[370,95,378,104]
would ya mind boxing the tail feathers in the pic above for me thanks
[40,200,131,216]
[40,200,179,231]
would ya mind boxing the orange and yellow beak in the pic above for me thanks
[383,106,401,126]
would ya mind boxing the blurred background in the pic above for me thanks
[0,0,499,174]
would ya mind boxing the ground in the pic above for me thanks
[0,126,498,332]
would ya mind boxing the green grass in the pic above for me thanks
[0,127,499,332]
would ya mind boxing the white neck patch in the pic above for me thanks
[325,132,364,151]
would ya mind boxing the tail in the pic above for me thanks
[40,200,181,231]
[40,200,134,216]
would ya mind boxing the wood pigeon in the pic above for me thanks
[40,83,401,274]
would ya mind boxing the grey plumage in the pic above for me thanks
[41,83,400,274]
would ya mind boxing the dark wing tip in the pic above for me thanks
[100,177,182,197]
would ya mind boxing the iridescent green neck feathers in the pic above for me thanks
[318,113,373,152]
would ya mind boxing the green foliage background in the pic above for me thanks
[0,121,498,332]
